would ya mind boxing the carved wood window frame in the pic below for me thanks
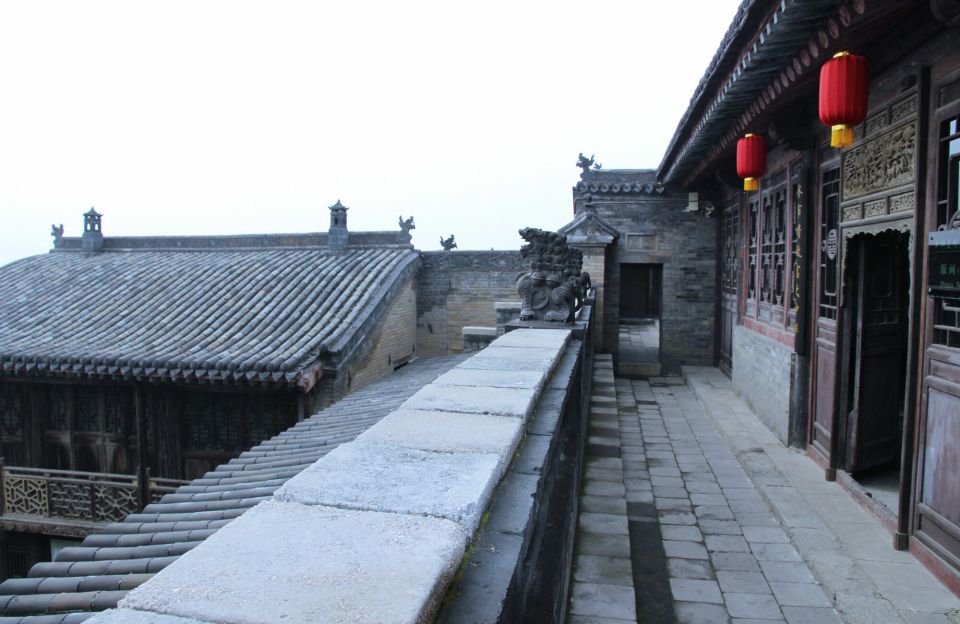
[742,166,793,331]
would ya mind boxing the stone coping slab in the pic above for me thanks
[356,409,524,464]
[401,383,537,418]
[492,328,571,349]
[275,441,503,534]
[432,368,546,389]
[89,610,212,624]
[115,502,466,624]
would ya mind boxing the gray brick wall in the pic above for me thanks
[588,191,717,371]
[731,325,792,444]
[416,251,525,355]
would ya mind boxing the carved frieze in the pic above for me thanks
[864,199,887,218]
[891,95,918,123]
[864,111,889,137]
[843,205,862,222]
[890,191,915,213]
[842,122,916,200]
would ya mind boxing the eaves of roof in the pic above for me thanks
[657,0,841,187]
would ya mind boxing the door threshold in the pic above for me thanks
[834,469,898,537]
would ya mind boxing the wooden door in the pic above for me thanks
[810,166,841,464]
[913,66,960,572]
[845,233,908,472]
[720,200,740,375]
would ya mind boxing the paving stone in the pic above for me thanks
[669,558,715,580]
[579,512,629,535]
[573,554,634,587]
[569,582,637,620]
[664,540,709,560]
[742,527,789,544]
[750,543,801,562]
[699,520,742,535]
[695,505,735,520]
[674,601,731,624]
[724,592,783,620]
[705,534,750,553]
[584,481,626,497]
[652,476,686,487]
[660,525,703,542]
[756,561,815,584]
[576,532,631,558]
[690,493,727,506]
[768,581,831,607]
[670,578,723,604]
[654,486,689,498]
[659,511,697,525]
[655,497,692,511]
[581,495,628,515]
[780,606,842,624]
[712,552,761,572]
[586,467,626,482]
[716,571,771,594]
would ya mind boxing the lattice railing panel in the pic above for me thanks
[48,481,92,520]
[4,476,48,517]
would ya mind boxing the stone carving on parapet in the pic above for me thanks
[399,215,415,234]
[51,224,64,247]
[440,234,457,251]
[516,227,591,323]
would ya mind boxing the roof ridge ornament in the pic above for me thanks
[576,153,602,180]
[82,207,104,253]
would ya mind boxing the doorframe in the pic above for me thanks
[834,217,919,548]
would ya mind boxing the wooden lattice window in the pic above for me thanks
[933,115,960,347]
[819,167,840,319]
[758,170,787,310]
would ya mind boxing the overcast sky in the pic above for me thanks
[0,1,741,266]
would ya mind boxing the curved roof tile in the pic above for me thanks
[0,247,418,388]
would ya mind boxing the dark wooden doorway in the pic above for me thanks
[840,231,910,495]
[720,202,740,376]
[620,264,662,320]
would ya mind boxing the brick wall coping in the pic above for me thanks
[88,329,572,624]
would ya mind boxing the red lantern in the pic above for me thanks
[819,51,869,148]
[737,133,765,192]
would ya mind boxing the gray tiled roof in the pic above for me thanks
[0,245,418,388]
[0,354,466,623]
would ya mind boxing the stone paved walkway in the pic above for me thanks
[571,356,942,623]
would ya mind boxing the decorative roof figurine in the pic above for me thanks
[440,234,457,251]
[50,223,64,248]
[399,215,415,235]
[516,227,591,323]
[576,153,601,179]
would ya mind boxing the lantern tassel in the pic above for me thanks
[831,124,855,148]
[743,178,759,192]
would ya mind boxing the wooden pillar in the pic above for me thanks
[134,386,149,509]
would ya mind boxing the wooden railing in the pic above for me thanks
[0,466,188,524]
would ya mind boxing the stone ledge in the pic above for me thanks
[118,502,466,624]
[92,329,573,624]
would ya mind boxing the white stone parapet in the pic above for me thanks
[89,328,572,624]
